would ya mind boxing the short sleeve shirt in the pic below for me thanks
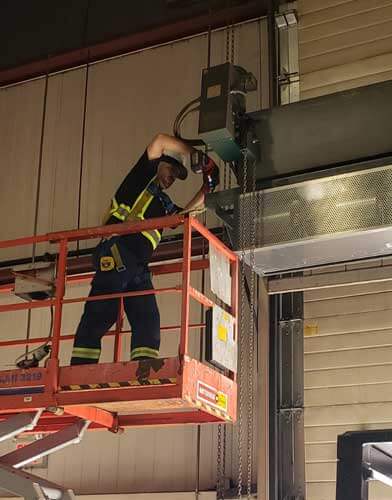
[106,150,179,262]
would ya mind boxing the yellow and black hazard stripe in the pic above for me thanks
[184,395,232,422]
[60,378,177,391]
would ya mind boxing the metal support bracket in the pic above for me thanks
[0,410,44,443]
[0,460,76,499]
[0,419,90,468]
[63,405,121,433]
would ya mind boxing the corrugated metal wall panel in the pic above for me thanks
[298,0,392,99]
[0,18,266,495]
[0,80,45,260]
[307,481,392,500]
[304,266,392,500]
[0,493,216,500]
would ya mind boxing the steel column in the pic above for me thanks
[269,287,305,500]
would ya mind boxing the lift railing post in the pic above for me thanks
[231,256,239,382]
[179,216,192,358]
[51,238,68,361]
[113,298,124,362]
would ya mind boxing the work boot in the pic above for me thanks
[135,357,165,383]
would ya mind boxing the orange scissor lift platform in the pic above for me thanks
[0,215,238,434]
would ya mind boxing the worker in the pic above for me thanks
[70,133,219,379]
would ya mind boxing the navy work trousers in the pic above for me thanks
[70,237,160,364]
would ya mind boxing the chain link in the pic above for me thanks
[231,23,235,64]
[247,151,257,499]
[216,423,223,498]
[226,21,235,64]
[225,24,230,63]
[237,148,249,499]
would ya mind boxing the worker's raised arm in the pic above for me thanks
[147,133,194,160]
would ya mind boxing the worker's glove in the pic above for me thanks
[190,151,220,192]
[203,164,220,193]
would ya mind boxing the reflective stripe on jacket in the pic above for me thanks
[105,176,161,250]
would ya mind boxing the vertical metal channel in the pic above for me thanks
[24,71,50,357]
[195,21,212,498]
[275,1,299,105]
[76,0,91,249]
[270,287,305,500]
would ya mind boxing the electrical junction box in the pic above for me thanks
[13,262,56,301]
[206,305,237,373]
[198,62,257,162]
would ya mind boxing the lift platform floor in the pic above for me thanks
[0,357,236,431]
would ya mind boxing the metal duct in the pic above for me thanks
[239,164,392,274]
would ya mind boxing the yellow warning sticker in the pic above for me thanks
[304,323,318,337]
[216,391,228,411]
[217,324,228,342]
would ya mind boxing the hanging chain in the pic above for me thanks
[225,24,230,62]
[247,151,257,499]
[231,22,235,64]
[238,148,249,499]
[216,424,224,498]
[222,423,227,493]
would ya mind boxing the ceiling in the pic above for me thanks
[0,0,273,86]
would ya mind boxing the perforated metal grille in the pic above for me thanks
[238,165,392,249]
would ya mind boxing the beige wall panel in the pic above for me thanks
[298,0,392,99]
[305,329,392,352]
[309,264,346,275]
[299,0,358,15]
[306,481,335,500]
[305,420,392,443]
[79,21,263,246]
[0,19,265,495]
[304,279,392,301]
[346,259,391,271]
[305,291,392,318]
[0,294,28,370]
[305,381,392,406]
[305,345,392,370]
[307,481,392,500]
[300,34,392,74]
[304,309,392,335]
[0,79,45,260]
[301,60,392,99]
[305,401,392,426]
[306,442,337,461]
[300,4,392,42]
[300,0,392,27]
[306,461,336,482]
[305,363,392,387]
[35,69,86,255]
